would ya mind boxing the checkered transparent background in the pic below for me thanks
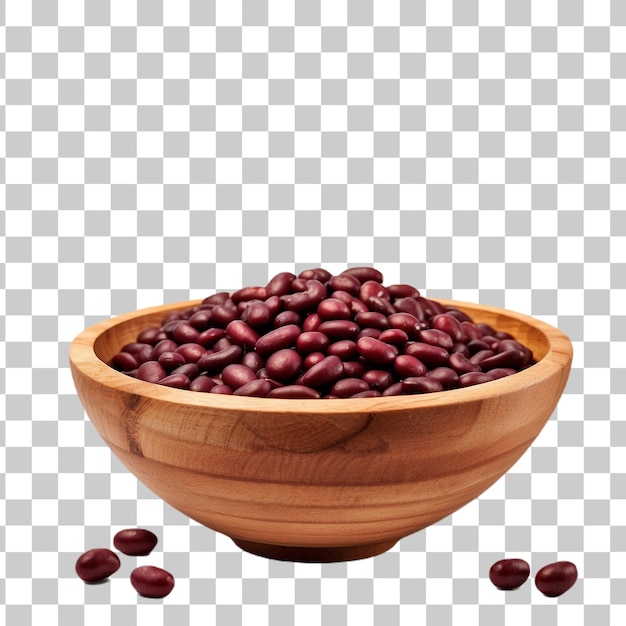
[2,0,625,624]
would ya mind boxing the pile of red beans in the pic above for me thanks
[111,267,535,398]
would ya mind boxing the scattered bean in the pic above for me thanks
[130,565,175,598]
[489,558,530,590]
[113,528,158,556]
[75,548,121,583]
[534,561,578,597]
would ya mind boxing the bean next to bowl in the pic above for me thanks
[108,267,535,399]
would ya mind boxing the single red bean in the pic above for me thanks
[476,322,496,336]
[301,312,322,331]
[485,367,517,380]
[299,267,332,283]
[329,290,357,307]
[265,349,303,381]
[354,311,390,330]
[264,294,282,317]
[175,343,206,363]
[431,314,464,343]
[342,266,384,283]
[130,565,175,598]
[303,351,326,369]
[318,320,360,341]
[240,302,272,328]
[328,273,361,296]
[112,351,139,371]
[451,342,471,357]
[242,351,264,372]
[360,280,388,302]
[75,548,121,583]
[151,339,179,359]
[226,320,260,350]
[187,310,212,331]
[381,381,405,396]
[136,361,167,383]
[393,297,426,321]
[361,369,394,392]
[210,305,238,327]
[255,324,302,356]
[266,271,296,297]
[479,349,527,371]
[274,310,302,327]
[189,375,217,392]
[448,352,482,375]
[342,360,366,378]
[387,283,420,299]
[331,378,371,398]
[418,328,455,351]
[419,296,446,317]
[268,385,321,399]
[394,354,428,378]
[356,337,397,365]
[162,310,185,323]
[457,372,492,387]
[197,345,243,374]
[286,291,315,313]
[445,307,473,324]
[469,349,495,366]
[466,339,492,354]
[326,340,359,361]
[231,285,268,304]
[157,373,190,389]
[489,558,530,590]
[426,367,459,389]
[401,376,443,394]
[378,328,409,346]
[388,313,420,338]
[301,355,345,389]
[137,326,167,345]
[113,528,158,556]
[210,384,233,394]
[170,363,199,379]
[534,561,578,597]
[171,322,200,345]
[213,337,232,352]
[366,296,396,316]
[351,390,382,398]
[296,331,330,354]
[305,279,327,303]
[196,327,226,348]
[317,298,352,321]
[201,292,230,306]
[221,364,258,389]
[233,378,272,397]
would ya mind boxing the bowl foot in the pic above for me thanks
[232,538,397,563]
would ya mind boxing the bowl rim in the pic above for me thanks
[69,298,573,415]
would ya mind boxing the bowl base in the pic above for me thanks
[232,538,397,563]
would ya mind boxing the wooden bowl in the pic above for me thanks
[70,299,572,562]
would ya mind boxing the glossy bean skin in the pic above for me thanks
[342,360,366,378]
[196,328,226,348]
[232,378,272,397]
[378,328,409,346]
[196,345,243,374]
[210,383,233,394]
[137,326,167,345]
[172,322,200,345]
[130,565,175,598]
[418,328,455,351]
[489,559,530,590]
[274,310,302,328]
[265,349,303,381]
[113,528,158,556]
[112,351,139,371]
[301,355,345,389]
[296,331,330,355]
[486,367,517,380]
[342,266,384,283]
[157,374,190,389]
[157,351,186,372]
[123,343,154,364]
[221,364,258,390]
[317,320,360,341]
[448,352,482,375]
[402,376,443,394]
[136,361,167,383]
[75,548,121,583]
[240,302,272,328]
[394,354,428,378]
[356,337,397,366]
[426,367,459,389]
[354,311,390,330]
[170,363,199,380]
[268,385,321,399]
[266,271,296,297]
[534,561,578,597]
[403,342,449,367]
[231,285,268,304]
[189,375,217,392]
[326,340,359,361]
[226,320,260,350]
[317,298,352,321]
[457,372,493,387]
[255,324,302,357]
[431,313,464,343]
[328,273,361,296]
[361,369,394,392]
[330,377,370,398]
[479,349,527,371]
[241,350,264,372]
[175,343,206,364]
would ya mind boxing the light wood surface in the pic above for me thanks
[70,299,572,562]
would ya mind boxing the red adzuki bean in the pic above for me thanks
[534,561,578,597]
[130,565,175,598]
[113,528,158,556]
[489,558,530,590]
[112,267,535,398]
[75,548,121,583]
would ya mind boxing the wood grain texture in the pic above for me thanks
[69,299,573,562]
